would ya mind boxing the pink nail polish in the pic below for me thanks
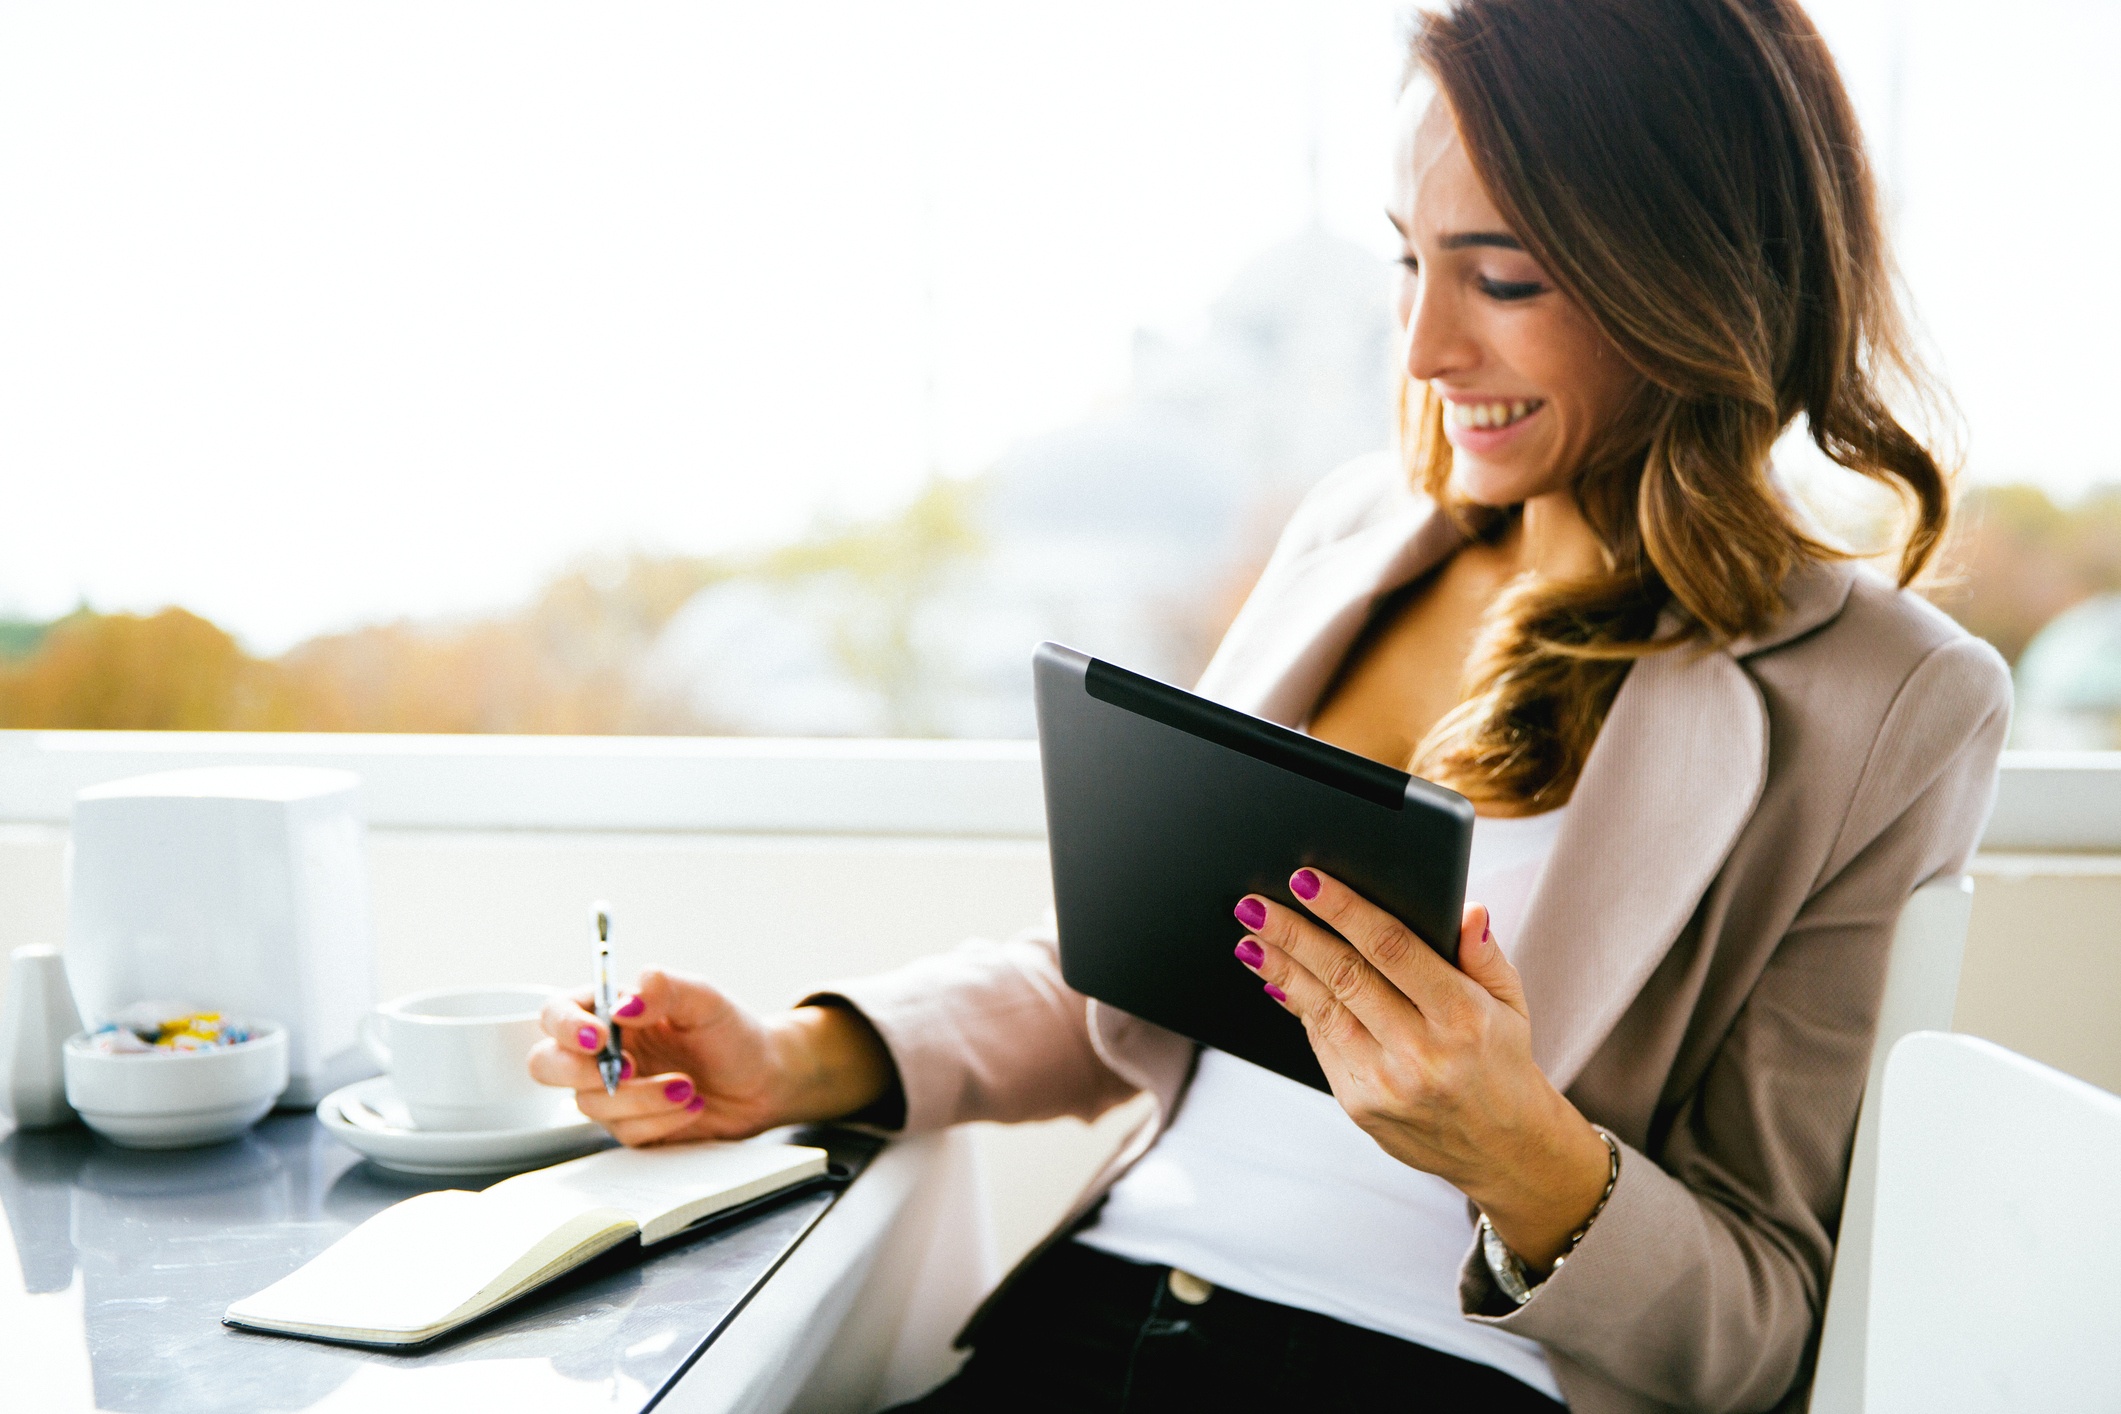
[685,1096,705,1114]
[1264,983,1288,1002]
[619,1058,635,1081]
[1483,925,1493,945]
[1290,869,1320,901]
[614,994,646,1019]
[1234,898,1267,931]
[577,1026,601,1051]
[664,1079,695,1105]
[1234,939,1265,969]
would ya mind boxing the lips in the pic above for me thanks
[1445,398,1544,430]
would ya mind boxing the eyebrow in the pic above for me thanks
[1382,213,1526,253]
[1441,232,1524,251]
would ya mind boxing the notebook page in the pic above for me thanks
[225,1184,635,1343]
[491,1137,829,1245]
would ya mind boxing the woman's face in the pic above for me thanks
[1390,91,1643,507]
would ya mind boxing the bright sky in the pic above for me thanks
[0,1,2115,650]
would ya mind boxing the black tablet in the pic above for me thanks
[1032,642,1475,1092]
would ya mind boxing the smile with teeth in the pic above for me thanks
[1446,398,1544,431]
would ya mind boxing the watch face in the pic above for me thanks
[1481,1217,1536,1306]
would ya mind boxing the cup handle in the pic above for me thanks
[358,1012,391,1071]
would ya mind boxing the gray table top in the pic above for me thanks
[0,1114,880,1414]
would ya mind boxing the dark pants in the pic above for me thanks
[889,1240,1567,1412]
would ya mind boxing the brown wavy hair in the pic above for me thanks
[1402,0,1952,812]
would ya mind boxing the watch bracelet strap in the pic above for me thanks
[1480,1126,1621,1307]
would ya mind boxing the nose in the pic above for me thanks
[1402,275,1476,387]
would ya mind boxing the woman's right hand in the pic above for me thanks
[528,968,894,1147]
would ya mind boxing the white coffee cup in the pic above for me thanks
[357,985,559,1132]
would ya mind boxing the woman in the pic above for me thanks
[530,2,2009,1409]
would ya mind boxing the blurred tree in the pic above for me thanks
[0,608,296,729]
[12,478,2118,735]
[1932,485,2121,663]
[765,478,983,736]
[0,617,49,661]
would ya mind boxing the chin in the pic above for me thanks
[1451,459,1554,509]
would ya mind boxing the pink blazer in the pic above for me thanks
[819,454,2012,1414]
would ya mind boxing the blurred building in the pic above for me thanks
[645,227,1399,737]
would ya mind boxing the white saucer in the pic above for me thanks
[317,1076,611,1177]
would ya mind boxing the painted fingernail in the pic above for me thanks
[1234,898,1267,931]
[577,1026,601,1051]
[664,1079,695,1105]
[1234,939,1265,969]
[614,994,646,1019]
[618,1057,635,1081]
[1483,925,1493,945]
[1291,869,1320,901]
[685,1097,705,1113]
[1264,983,1288,1002]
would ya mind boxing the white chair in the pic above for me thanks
[1809,875,1974,1412]
[1861,1031,2121,1411]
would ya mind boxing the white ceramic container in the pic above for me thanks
[62,1024,289,1149]
[0,945,85,1128]
[67,766,377,1107]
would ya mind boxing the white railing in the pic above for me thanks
[0,731,1044,836]
[1,731,2111,850]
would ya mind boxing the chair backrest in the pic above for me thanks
[1863,1031,2121,1412]
[1808,875,1973,1413]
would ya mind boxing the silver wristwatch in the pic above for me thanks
[1481,1127,1621,1307]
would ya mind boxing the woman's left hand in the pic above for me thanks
[1236,867,1612,1272]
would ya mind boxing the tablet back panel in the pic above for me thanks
[1034,642,1474,1092]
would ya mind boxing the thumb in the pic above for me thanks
[1456,904,1529,1018]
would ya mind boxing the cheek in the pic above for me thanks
[1517,314,1638,445]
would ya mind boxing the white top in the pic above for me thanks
[1079,806,1571,1401]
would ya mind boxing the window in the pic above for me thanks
[1,2,2113,739]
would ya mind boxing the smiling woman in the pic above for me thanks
[1375,1,1953,816]
[522,4,2010,1412]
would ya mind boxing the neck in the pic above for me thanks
[1500,490,1606,582]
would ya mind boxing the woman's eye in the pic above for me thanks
[1398,255,1420,277]
[1478,275,1547,302]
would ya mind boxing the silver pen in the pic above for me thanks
[592,902,622,1095]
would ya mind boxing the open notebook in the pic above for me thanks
[225,1137,830,1346]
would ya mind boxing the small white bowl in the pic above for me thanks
[63,1023,289,1149]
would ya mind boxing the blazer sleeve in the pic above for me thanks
[807,918,1142,1133]
[1458,636,2012,1412]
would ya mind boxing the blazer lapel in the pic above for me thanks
[1510,644,1770,1093]
[1508,558,1854,1089]
[1197,493,1463,724]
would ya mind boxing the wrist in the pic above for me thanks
[1467,1098,1613,1273]
[768,1004,892,1124]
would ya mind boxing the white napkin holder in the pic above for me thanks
[65,766,379,1107]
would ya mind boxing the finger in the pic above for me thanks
[1285,867,1468,1019]
[608,1104,709,1148]
[599,1073,710,1147]
[527,1038,637,1091]
[1454,903,1530,1019]
[572,1071,703,1128]
[540,991,613,1055]
[1234,892,1414,1042]
[1249,936,1373,1065]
